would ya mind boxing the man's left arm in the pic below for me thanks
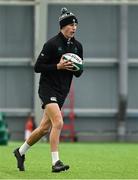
[73,43,83,78]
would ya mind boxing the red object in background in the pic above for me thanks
[25,117,33,131]
[25,115,34,140]
[61,82,77,142]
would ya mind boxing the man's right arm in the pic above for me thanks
[34,42,74,73]
[34,42,57,73]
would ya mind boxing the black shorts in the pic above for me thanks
[38,86,67,110]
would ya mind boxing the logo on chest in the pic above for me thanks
[58,47,63,52]
[74,47,78,54]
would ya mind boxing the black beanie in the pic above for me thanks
[59,7,78,29]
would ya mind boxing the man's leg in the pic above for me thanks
[26,110,51,146]
[46,103,69,172]
[13,110,51,171]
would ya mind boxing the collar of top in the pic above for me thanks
[59,32,75,45]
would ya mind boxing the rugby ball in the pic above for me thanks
[63,53,83,71]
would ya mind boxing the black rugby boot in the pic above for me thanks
[52,160,69,173]
[13,148,25,171]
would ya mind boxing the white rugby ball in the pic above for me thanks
[62,53,83,71]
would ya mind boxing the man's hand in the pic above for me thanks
[57,56,74,70]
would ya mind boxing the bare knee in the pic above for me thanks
[52,115,63,130]
[54,120,63,130]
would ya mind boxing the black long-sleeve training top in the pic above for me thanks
[34,32,83,96]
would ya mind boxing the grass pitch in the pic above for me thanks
[0,142,138,179]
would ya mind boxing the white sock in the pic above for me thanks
[19,142,30,156]
[51,152,59,165]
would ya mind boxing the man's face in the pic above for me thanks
[62,23,77,39]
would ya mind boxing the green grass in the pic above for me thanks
[0,142,138,179]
